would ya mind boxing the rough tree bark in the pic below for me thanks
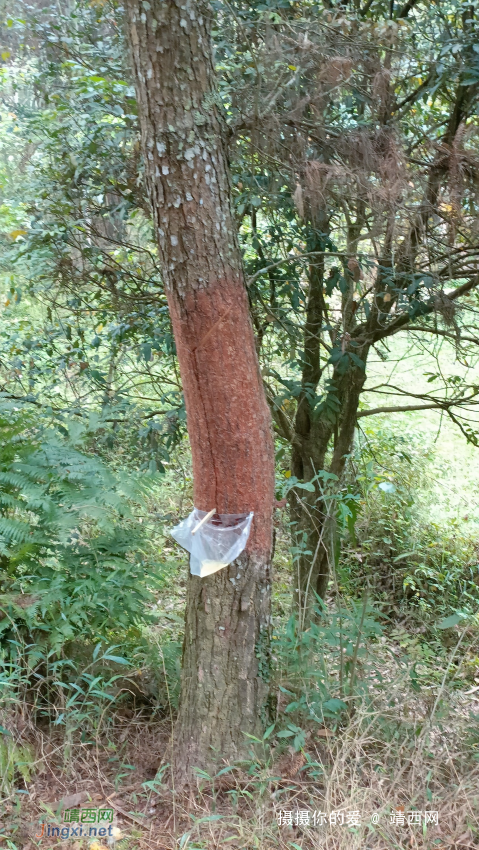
[125,0,275,780]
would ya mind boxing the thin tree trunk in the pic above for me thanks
[125,0,275,781]
[288,220,368,622]
[290,254,330,622]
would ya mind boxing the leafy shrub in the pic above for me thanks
[0,732,35,795]
[272,598,383,745]
[341,422,479,619]
[0,401,162,653]
[0,638,144,741]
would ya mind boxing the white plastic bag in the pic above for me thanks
[170,508,254,577]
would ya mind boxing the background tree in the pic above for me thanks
[212,0,479,622]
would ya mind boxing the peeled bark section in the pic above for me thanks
[125,0,275,779]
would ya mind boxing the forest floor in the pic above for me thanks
[3,661,479,850]
[3,511,479,850]
[3,342,479,850]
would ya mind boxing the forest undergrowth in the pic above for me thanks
[1,419,479,850]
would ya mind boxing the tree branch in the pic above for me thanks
[360,0,375,15]
[397,0,422,18]
[404,326,479,345]
[246,251,349,288]
[357,399,478,418]
[392,72,434,114]
[356,274,479,345]
[263,381,296,444]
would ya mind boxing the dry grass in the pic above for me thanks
[1,650,478,850]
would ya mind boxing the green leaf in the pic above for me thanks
[294,481,315,491]
[102,654,130,665]
[378,481,396,493]
[215,765,236,777]
[322,698,347,713]
[437,614,466,629]
[349,352,365,370]
[89,368,107,384]
[392,551,417,562]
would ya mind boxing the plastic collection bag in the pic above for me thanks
[170,508,254,578]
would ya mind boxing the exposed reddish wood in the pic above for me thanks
[167,278,273,555]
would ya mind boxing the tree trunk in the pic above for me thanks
[291,362,367,621]
[125,0,275,781]
[288,222,368,623]
[289,252,330,623]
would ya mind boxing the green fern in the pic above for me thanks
[0,401,160,652]
[0,737,35,793]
